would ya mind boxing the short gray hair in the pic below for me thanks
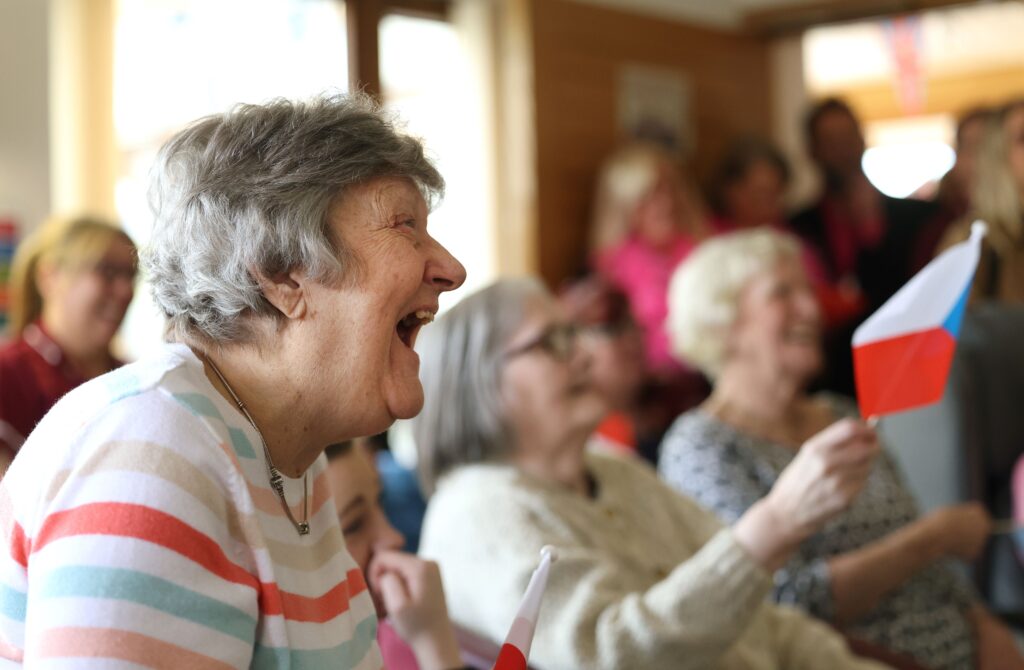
[667,229,801,378]
[144,93,444,344]
[412,278,548,494]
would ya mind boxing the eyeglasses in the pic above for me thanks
[92,261,138,284]
[504,323,578,361]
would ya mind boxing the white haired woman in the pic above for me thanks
[413,277,889,670]
[659,229,1024,670]
[0,95,467,669]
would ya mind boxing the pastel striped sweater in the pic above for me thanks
[0,344,382,669]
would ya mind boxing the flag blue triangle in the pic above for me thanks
[942,280,973,338]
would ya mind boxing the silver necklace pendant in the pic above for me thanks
[204,353,311,537]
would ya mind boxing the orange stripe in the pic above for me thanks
[33,503,257,590]
[38,626,235,670]
[259,569,368,623]
[8,521,28,569]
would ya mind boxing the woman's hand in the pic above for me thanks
[734,419,879,572]
[368,550,462,670]
[923,503,992,562]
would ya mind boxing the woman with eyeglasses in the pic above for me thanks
[412,278,889,670]
[0,215,137,475]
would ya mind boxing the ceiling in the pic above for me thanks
[567,0,845,30]
[567,0,982,33]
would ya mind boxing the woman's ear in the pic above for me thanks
[254,268,308,320]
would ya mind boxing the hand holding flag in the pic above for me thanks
[492,546,558,670]
[853,221,987,418]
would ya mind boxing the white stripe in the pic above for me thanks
[853,221,985,345]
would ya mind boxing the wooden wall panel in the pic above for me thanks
[528,0,773,287]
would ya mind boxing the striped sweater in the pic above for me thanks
[0,343,382,669]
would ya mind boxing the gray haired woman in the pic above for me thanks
[413,278,888,670]
[0,95,467,669]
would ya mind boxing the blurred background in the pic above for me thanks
[2,0,1023,357]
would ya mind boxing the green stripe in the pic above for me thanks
[39,566,256,643]
[252,614,378,670]
[227,427,257,459]
[172,392,226,423]
[0,583,27,622]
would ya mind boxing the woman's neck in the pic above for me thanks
[515,431,593,498]
[705,365,808,447]
[198,345,324,478]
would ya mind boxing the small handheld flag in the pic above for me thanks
[853,221,987,418]
[492,546,558,670]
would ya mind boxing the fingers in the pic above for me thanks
[377,571,411,614]
[807,418,877,456]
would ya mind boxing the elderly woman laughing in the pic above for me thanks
[0,95,465,669]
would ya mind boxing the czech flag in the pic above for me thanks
[492,547,557,670]
[853,221,986,418]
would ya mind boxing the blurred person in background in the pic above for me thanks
[911,108,991,271]
[558,275,648,457]
[708,136,792,233]
[413,277,891,670]
[0,215,136,474]
[660,229,1024,670]
[0,95,467,668]
[939,98,1024,303]
[791,98,936,395]
[588,142,711,378]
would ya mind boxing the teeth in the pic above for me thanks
[414,310,435,324]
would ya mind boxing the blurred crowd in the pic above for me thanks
[0,93,1023,670]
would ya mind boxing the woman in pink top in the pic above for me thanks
[589,143,710,377]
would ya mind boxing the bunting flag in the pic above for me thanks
[492,546,557,670]
[852,221,986,418]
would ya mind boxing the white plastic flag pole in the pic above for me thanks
[492,546,558,670]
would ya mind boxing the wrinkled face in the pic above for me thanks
[328,448,404,617]
[308,177,466,438]
[726,258,822,384]
[725,160,786,228]
[575,319,645,411]
[500,296,608,452]
[811,109,865,180]
[1005,106,1024,197]
[41,237,136,352]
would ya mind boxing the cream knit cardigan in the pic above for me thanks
[419,452,890,670]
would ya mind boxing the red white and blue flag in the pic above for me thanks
[492,547,557,670]
[853,222,986,418]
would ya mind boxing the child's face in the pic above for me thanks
[327,449,405,616]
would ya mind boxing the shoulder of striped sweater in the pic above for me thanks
[7,347,241,509]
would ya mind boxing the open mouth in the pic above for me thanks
[396,309,435,349]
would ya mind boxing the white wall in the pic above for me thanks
[0,0,50,238]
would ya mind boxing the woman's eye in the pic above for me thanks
[400,218,417,230]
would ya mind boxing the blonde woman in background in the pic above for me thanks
[589,142,710,376]
[939,99,1024,302]
[0,216,136,469]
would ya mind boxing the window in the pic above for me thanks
[379,12,496,312]
[114,0,348,358]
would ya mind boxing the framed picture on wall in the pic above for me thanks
[617,63,694,157]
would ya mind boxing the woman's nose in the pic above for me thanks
[425,236,467,292]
